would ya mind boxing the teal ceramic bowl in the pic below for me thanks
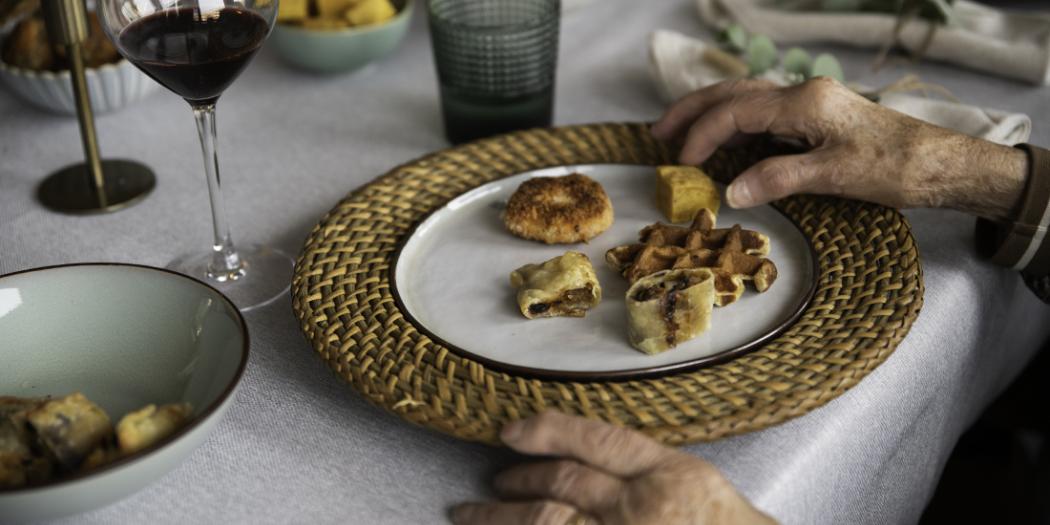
[0,263,248,522]
[270,0,414,73]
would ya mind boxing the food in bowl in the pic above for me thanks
[269,0,412,73]
[1,7,120,71]
[0,0,39,32]
[0,392,191,490]
[0,0,160,114]
[278,0,397,30]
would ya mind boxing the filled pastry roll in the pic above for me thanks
[626,268,715,354]
[510,251,602,319]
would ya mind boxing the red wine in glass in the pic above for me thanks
[118,7,269,106]
[102,0,291,311]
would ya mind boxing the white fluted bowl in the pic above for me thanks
[0,57,159,115]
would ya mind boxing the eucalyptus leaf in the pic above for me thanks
[810,53,845,81]
[721,24,749,53]
[782,47,813,77]
[746,35,778,75]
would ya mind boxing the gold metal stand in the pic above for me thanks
[37,0,154,214]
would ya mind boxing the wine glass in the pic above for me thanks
[98,0,291,311]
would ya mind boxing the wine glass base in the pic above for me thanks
[38,160,155,214]
[168,244,293,312]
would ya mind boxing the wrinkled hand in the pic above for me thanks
[651,77,1027,220]
[452,411,774,525]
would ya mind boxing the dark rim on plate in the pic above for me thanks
[387,164,821,381]
[0,262,250,494]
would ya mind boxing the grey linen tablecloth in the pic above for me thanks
[2,1,1050,524]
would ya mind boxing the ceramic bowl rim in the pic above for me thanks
[0,262,250,495]
[274,0,414,37]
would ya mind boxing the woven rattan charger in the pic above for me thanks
[291,123,923,445]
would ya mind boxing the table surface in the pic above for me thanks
[3,1,1050,524]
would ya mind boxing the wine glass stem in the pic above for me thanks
[191,104,244,282]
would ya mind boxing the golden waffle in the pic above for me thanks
[606,209,778,307]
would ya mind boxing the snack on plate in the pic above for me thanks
[656,165,721,223]
[116,403,193,454]
[0,392,193,489]
[510,251,602,319]
[626,268,715,354]
[503,173,614,244]
[278,0,397,29]
[606,208,777,307]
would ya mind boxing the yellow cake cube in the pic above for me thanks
[276,0,308,22]
[346,0,396,26]
[655,165,721,223]
[316,0,354,19]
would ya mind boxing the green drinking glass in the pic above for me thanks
[427,0,560,144]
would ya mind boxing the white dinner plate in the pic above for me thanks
[392,164,816,379]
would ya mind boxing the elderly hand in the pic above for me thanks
[651,77,1028,220]
[452,411,775,525]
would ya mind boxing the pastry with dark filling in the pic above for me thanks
[24,393,112,470]
[510,251,602,319]
[626,268,714,354]
[0,397,48,489]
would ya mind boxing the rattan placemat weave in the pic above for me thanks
[291,123,923,445]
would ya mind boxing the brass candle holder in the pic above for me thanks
[36,0,155,214]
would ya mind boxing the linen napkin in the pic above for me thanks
[694,0,1050,86]
[649,29,1033,145]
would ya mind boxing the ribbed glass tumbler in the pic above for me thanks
[427,0,560,144]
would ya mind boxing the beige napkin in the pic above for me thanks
[694,0,1050,86]
[649,29,1033,145]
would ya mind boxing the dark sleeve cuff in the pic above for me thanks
[975,143,1050,278]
